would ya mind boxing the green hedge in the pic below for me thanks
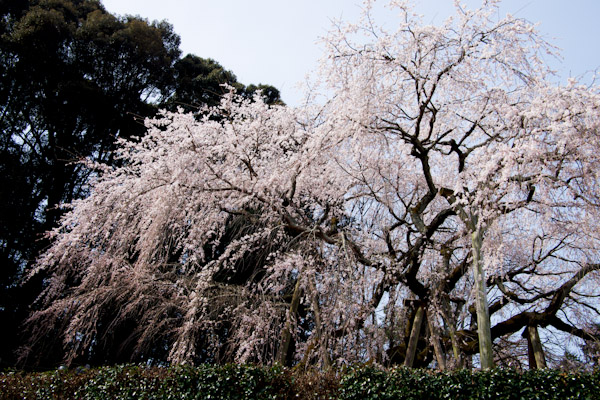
[0,364,291,400]
[1,365,599,400]
[339,367,600,400]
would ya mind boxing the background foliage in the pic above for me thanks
[0,0,280,369]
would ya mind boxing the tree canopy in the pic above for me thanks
[19,0,600,370]
[0,0,281,368]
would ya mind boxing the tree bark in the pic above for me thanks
[404,304,425,368]
[527,325,546,369]
[277,277,302,365]
[440,297,464,368]
[427,309,446,370]
[309,275,332,369]
[471,226,494,369]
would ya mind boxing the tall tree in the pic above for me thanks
[21,0,600,370]
[314,0,600,369]
[24,93,306,366]
[163,54,282,113]
[0,0,182,368]
[1,0,282,368]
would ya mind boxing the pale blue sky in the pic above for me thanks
[101,0,600,106]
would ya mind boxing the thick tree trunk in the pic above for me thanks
[471,226,494,369]
[404,304,425,368]
[277,277,302,365]
[526,325,546,369]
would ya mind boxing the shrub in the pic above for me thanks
[1,365,599,400]
[338,366,600,400]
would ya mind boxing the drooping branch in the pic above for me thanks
[460,263,600,354]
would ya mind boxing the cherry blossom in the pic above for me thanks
[25,1,600,369]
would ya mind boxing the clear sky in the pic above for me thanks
[101,0,600,107]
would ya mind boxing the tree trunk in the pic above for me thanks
[471,226,494,369]
[309,276,331,369]
[527,325,547,369]
[404,304,425,368]
[427,309,446,370]
[277,277,302,365]
[440,297,464,368]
